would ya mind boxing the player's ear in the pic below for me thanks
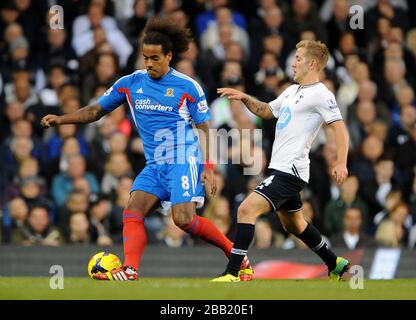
[167,51,173,62]
[309,58,317,71]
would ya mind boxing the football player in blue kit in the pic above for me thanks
[41,17,253,281]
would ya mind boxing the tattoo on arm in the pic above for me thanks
[241,96,271,118]
[60,104,108,124]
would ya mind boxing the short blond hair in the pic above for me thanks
[296,40,329,71]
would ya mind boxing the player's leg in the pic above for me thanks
[169,157,253,280]
[93,164,166,280]
[278,208,350,280]
[211,192,271,282]
[92,190,160,281]
[169,155,237,257]
[171,201,234,256]
[212,170,307,282]
[171,201,254,280]
[122,190,160,271]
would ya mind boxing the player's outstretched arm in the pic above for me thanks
[217,88,274,120]
[41,103,108,128]
[329,120,349,185]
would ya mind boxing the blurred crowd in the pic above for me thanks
[1,0,416,250]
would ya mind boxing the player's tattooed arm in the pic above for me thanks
[41,104,108,127]
[241,96,274,119]
[217,88,274,120]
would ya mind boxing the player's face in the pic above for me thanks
[292,48,310,83]
[142,44,172,79]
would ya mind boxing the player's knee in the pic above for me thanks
[281,222,302,235]
[172,211,193,229]
[237,204,255,221]
[125,201,148,216]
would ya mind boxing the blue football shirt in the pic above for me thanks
[98,68,211,164]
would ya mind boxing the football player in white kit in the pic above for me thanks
[212,40,350,282]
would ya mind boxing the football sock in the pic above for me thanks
[122,210,147,271]
[183,214,233,257]
[296,223,337,271]
[226,223,255,277]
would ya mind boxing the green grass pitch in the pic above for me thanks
[1,278,416,299]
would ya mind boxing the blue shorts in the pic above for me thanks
[131,156,205,208]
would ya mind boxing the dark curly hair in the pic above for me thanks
[142,17,192,55]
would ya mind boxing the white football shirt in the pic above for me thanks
[267,82,342,182]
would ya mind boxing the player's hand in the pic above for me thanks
[217,88,247,101]
[201,169,217,197]
[41,114,61,128]
[331,163,348,185]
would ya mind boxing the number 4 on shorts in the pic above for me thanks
[258,175,274,189]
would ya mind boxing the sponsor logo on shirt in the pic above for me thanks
[276,105,292,129]
[135,98,173,112]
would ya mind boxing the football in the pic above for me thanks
[87,252,122,278]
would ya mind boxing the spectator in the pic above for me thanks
[373,189,403,230]
[89,193,113,246]
[14,175,51,212]
[390,85,415,128]
[348,100,377,149]
[330,207,374,250]
[45,124,89,163]
[72,2,132,68]
[1,197,29,243]
[51,154,99,207]
[309,139,339,212]
[11,204,62,246]
[375,202,410,247]
[195,0,247,36]
[2,118,42,162]
[39,63,68,108]
[125,0,148,45]
[61,97,81,115]
[325,0,350,51]
[37,27,77,74]
[101,152,133,196]
[324,175,369,236]
[285,0,327,43]
[68,211,91,244]
[81,52,119,104]
[387,105,416,155]
[353,135,384,186]
[2,136,35,186]
[200,6,249,55]
[0,100,25,141]
[5,70,39,109]
[361,149,406,218]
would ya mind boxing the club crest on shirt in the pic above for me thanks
[327,98,338,110]
[165,88,174,97]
